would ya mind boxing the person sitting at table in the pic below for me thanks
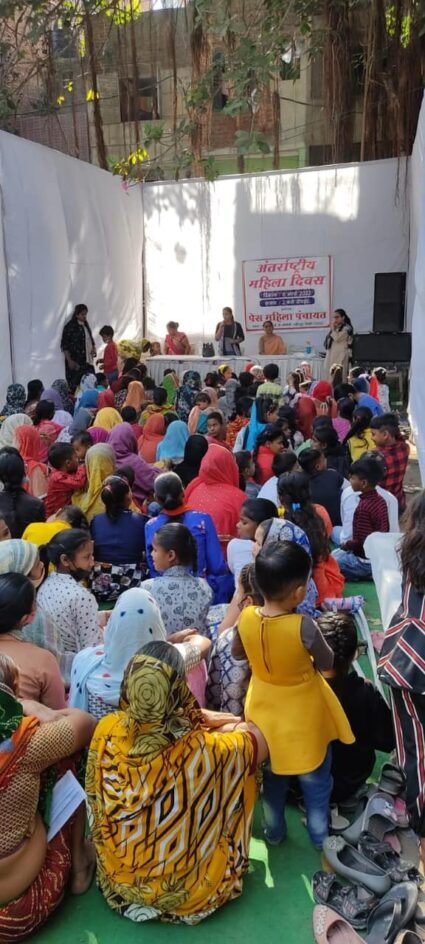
[164,321,191,356]
[258,320,287,356]
[215,307,244,356]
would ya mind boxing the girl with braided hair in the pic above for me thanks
[277,472,344,605]
[318,611,394,803]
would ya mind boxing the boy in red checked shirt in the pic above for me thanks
[370,413,410,512]
[46,443,87,516]
[332,454,389,580]
[97,325,118,383]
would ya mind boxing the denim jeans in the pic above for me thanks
[332,548,372,580]
[262,747,333,848]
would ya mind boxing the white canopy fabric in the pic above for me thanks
[0,131,143,391]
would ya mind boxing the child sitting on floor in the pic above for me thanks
[233,540,353,848]
[206,412,230,449]
[253,425,287,485]
[71,431,93,463]
[371,367,390,412]
[143,522,213,636]
[235,450,259,498]
[332,454,389,580]
[257,451,299,505]
[277,471,344,605]
[206,563,263,716]
[318,611,394,803]
[343,405,374,462]
[370,412,410,512]
[188,392,212,435]
[227,397,253,451]
[46,443,87,517]
[227,498,278,580]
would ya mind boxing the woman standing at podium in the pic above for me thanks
[324,308,353,381]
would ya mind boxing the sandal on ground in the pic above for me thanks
[343,794,408,845]
[358,832,423,885]
[322,836,391,897]
[313,905,365,943]
[312,872,377,928]
[379,763,407,797]
[365,883,419,944]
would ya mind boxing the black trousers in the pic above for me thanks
[391,687,425,836]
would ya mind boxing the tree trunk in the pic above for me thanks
[84,7,108,169]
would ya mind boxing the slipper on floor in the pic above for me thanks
[313,905,365,943]
[379,763,406,797]
[365,882,418,944]
[343,794,408,845]
[358,832,422,884]
[313,872,377,928]
[322,836,391,897]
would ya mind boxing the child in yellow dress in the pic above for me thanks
[233,540,354,848]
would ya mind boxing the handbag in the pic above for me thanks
[202,342,215,357]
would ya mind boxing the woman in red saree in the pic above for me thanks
[164,321,190,355]
[185,444,246,552]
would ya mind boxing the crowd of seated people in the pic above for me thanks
[0,345,417,939]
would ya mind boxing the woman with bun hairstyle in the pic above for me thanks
[90,475,147,566]
[144,472,233,603]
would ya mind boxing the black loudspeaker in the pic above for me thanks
[352,332,411,364]
[373,272,406,332]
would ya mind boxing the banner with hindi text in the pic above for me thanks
[242,255,332,332]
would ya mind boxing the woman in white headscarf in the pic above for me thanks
[69,587,210,717]
[0,413,32,449]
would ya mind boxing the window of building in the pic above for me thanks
[51,26,76,59]
[212,50,228,112]
[119,77,160,123]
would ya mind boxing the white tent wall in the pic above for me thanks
[0,131,143,397]
[142,158,410,356]
[409,94,425,482]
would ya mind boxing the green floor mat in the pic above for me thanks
[32,582,386,944]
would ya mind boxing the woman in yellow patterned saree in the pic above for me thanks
[86,641,265,924]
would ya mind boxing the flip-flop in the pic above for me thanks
[358,832,423,884]
[343,794,408,845]
[379,763,407,797]
[365,883,418,944]
[323,836,391,897]
[313,905,365,943]
[313,872,378,928]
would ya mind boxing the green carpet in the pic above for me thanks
[33,582,383,944]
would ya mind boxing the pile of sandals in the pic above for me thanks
[312,763,425,943]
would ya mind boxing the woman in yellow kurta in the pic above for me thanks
[234,538,353,848]
[86,643,262,924]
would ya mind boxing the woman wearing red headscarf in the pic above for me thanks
[312,381,337,418]
[185,444,246,552]
[13,425,48,499]
[138,414,166,464]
